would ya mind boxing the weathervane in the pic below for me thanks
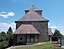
[33,5,34,7]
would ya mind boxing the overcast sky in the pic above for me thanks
[0,0,64,35]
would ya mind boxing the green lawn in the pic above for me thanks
[11,42,64,49]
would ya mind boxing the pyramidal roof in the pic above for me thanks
[18,6,48,21]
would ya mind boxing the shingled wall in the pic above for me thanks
[15,21,49,42]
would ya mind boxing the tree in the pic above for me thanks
[7,27,13,33]
[52,29,63,41]
[0,27,13,49]
[7,27,13,46]
[0,32,6,41]
[7,27,13,40]
[0,32,9,49]
[1,32,6,36]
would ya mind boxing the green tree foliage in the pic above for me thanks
[1,32,6,36]
[0,32,6,41]
[52,29,63,41]
[0,32,9,49]
[7,27,13,40]
[7,27,13,46]
[0,27,13,49]
[0,41,9,49]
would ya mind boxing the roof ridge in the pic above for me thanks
[25,6,41,10]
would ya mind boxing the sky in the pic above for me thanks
[0,0,64,35]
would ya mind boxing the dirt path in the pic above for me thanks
[6,42,46,49]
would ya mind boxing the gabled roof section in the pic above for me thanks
[18,7,48,21]
[13,24,40,34]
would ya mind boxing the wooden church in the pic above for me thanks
[13,6,52,45]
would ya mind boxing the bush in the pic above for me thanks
[0,41,9,49]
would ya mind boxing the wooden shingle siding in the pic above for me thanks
[15,21,49,42]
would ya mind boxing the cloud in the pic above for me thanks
[0,12,15,18]
[0,22,16,32]
[50,26,57,29]
[48,23,57,29]
[48,23,64,35]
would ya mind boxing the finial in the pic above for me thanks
[33,5,34,7]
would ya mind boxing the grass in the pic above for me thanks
[11,42,64,49]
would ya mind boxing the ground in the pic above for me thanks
[11,42,64,49]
